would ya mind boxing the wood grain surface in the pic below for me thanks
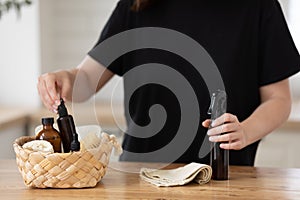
[1,160,300,200]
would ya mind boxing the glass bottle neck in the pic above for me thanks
[43,124,54,130]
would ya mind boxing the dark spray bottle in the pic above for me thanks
[208,90,229,180]
[57,98,80,152]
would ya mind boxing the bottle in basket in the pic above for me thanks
[57,98,80,152]
[36,117,62,153]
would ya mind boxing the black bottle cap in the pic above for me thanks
[42,117,54,125]
[69,117,80,151]
[70,133,80,151]
[57,98,68,117]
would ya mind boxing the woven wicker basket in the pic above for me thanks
[13,133,121,188]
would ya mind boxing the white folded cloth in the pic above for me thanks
[140,162,212,187]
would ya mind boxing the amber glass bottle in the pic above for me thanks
[57,98,80,152]
[36,117,62,153]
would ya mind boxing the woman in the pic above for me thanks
[38,0,300,165]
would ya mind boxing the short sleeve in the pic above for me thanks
[258,0,300,86]
[88,0,131,76]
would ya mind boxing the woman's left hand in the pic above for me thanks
[202,113,248,150]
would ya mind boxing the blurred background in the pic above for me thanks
[0,0,299,167]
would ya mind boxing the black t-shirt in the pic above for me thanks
[88,0,300,165]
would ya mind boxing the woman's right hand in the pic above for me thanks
[37,56,115,113]
[37,69,77,113]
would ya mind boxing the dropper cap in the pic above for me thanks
[57,98,68,117]
[70,118,80,151]
[70,133,80,151]
[42,117,54,125]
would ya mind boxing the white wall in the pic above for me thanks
[0,0,124,107]
[279,0,289,17]
[0,2,40,107]
[255,127,300,168]
[39,0,123,103]
[40,0,118,71]
[286,0,300,98]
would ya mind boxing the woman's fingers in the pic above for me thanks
[44,73,59,102]
[219,141,243,150]
[37,78,55,112]
[207,122,238,136]
[210,133,245,150]
[58,78,72,102]
[37,70,75,113]
[202,119,211,128]
[37,73,61,112]
[211,113,238,127]
[209,132,238,143]
[203,113,247,150]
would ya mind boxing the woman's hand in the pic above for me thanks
[202,113,248,150]
[37,56,115,113]
[37,69,77,113]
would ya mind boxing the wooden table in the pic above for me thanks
[1,160,300,200]
[0,106,30,132]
